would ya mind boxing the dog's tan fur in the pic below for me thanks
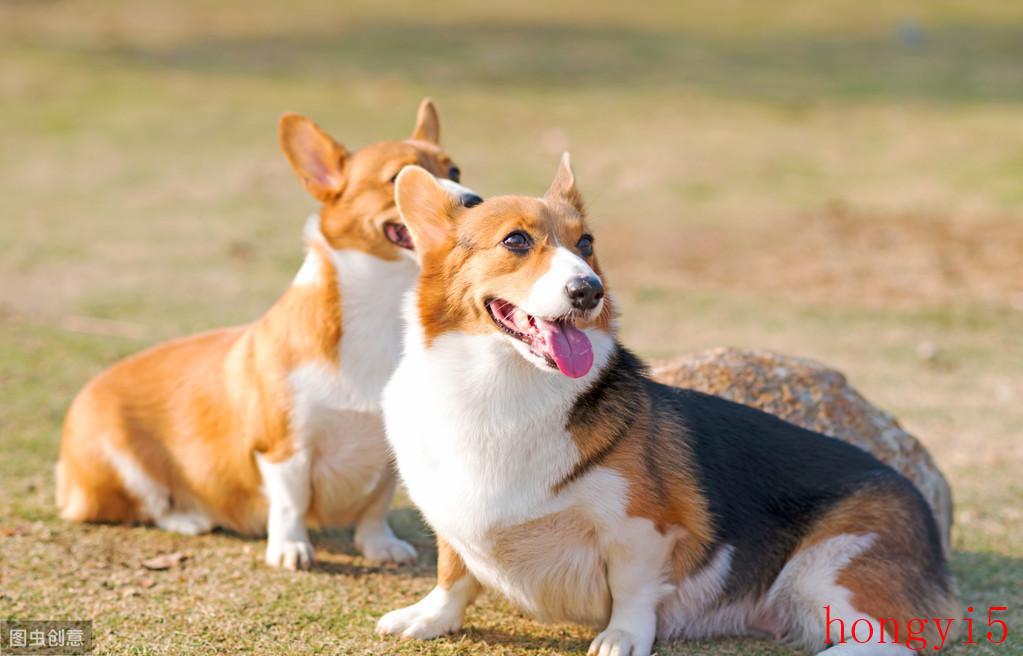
[57,101,459,541]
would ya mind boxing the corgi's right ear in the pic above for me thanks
[394,165,457,254]
[279,113,346,201]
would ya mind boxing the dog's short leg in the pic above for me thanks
[354,468,416,564]
[588,520,674,656]
[257,449,314,570]
[376,536,480,639]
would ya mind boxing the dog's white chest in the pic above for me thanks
[382,329,622,626]
[382,338,583,535]
[331,249,417,411]
[286,247,418,523]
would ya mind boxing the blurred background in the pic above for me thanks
[1,1,1021,654]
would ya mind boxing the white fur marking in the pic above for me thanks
[156,511,214,535]
[292,250,323,286]
[101,442,169,520]
[523,246,603,320]
[331,248,418,411]
[766,533,886,652]
[101,443,216,535]
[437,178,476,200]
[292,214,329,287]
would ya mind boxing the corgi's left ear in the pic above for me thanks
[395,165,456,254]
[279,113,347,202]
[544,152,584,214]
[411,98,440,144]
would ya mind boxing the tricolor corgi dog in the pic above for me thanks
[57,99,481,570]
[376,157,957,655]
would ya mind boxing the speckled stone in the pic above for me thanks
[650,347,952,554]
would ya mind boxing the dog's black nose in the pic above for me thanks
[565,275,604,312]
[461,192,484,208]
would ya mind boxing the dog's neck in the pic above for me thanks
[261,216,418,412]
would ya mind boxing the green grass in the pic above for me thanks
[1,0,1022,653]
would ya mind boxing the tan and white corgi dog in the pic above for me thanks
[375,157,957,655]
[57,99,481,570]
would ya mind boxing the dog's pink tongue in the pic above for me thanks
[535,318,593,378]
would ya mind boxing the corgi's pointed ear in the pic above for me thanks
[395,166,456,254]
[544,152,584,213]
[279,113,346,201]
[411,98,440,145]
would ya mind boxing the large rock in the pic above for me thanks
[650,347,952,554]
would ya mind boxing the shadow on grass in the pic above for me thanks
[461,626,591,653]
[28,20,1023,104]
[305,506,437,577]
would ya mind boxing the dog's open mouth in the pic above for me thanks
[384,222,414,250]
[486,299,594,379]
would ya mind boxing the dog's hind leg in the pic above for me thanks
[57,418,153,526]
[767,483,958,655]
[353,466,416,564]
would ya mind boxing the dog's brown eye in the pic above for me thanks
[577,234,594,257]
[502,231,531,252]
[449,166,461,183]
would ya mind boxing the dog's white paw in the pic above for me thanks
[358,533,417,565]
[588,628,654,656]
[375,599,462,640]
[156,511,213,536]
[265,538,314,570]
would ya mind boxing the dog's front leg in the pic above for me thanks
[589,523,673,656]
[376,535,480,639]
[257,448,314,570]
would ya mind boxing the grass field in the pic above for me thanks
[1,1,1022,654]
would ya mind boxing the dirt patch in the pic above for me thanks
[605,207,1023,310]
